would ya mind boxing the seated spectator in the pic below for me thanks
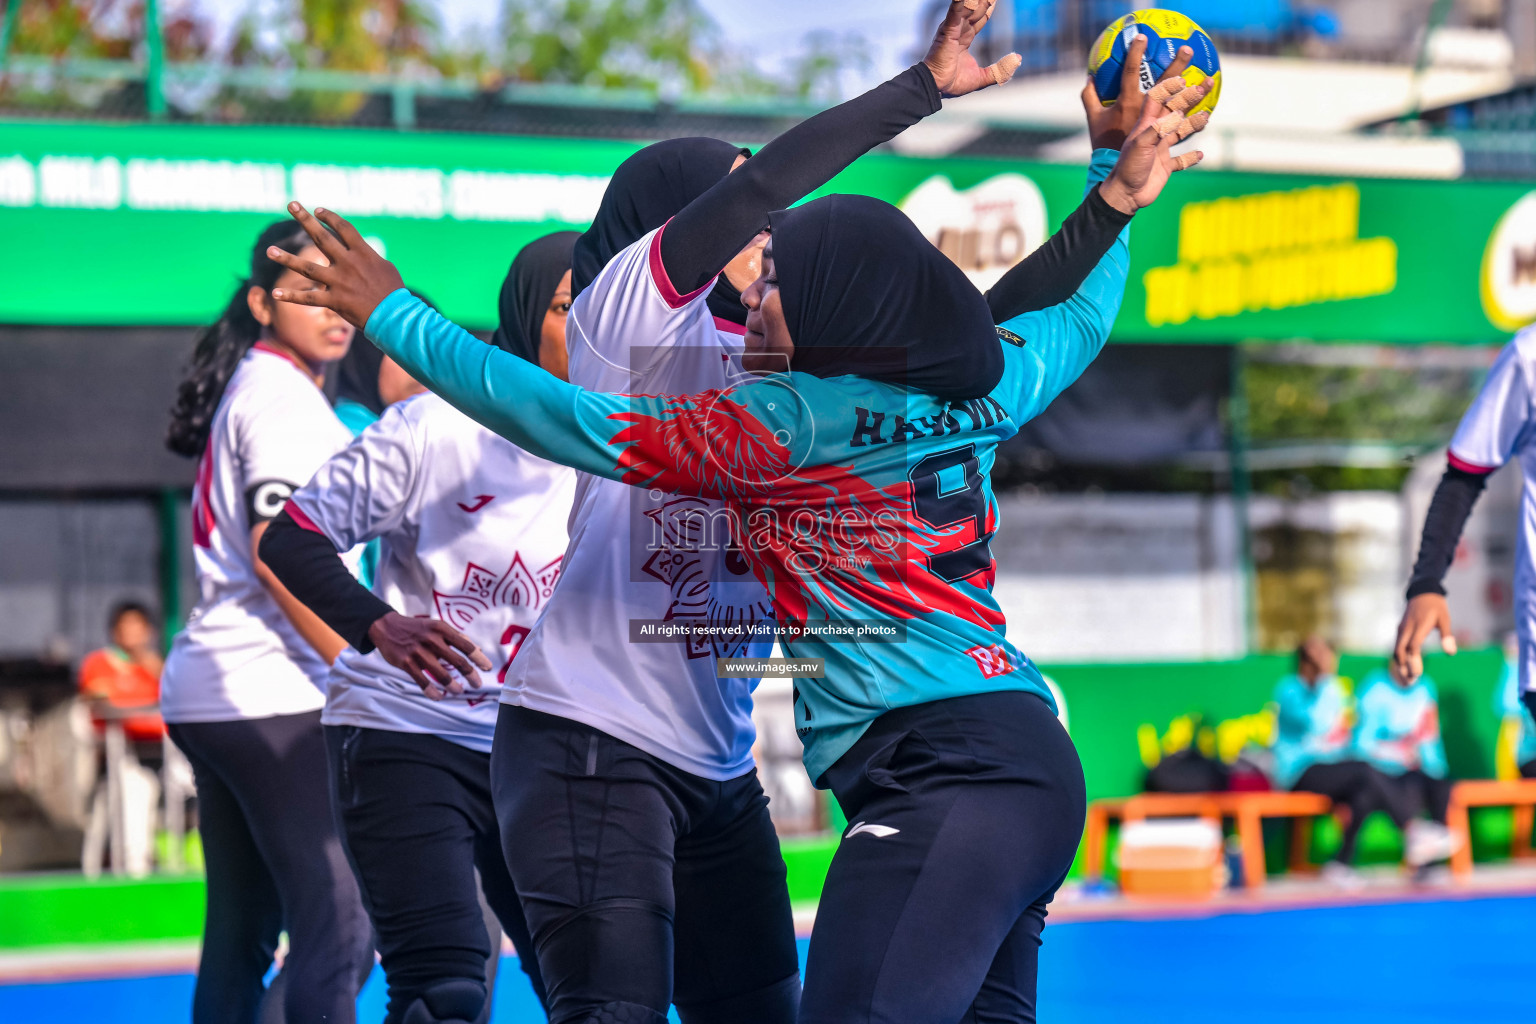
[1274,636,1398,879]
[1354,667,1463,867]
[1495,633,1536,780]
[78,601,166,876]
[79,601,165,753]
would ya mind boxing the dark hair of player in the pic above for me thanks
[165,220,322,458]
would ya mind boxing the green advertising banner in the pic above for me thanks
[3,118,1535,342]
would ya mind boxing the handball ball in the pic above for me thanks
[1088,9,1222,116]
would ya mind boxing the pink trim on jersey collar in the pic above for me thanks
[1447,451,1497,475]
[253,340,326,383]
[253,341,308,372]
[649,220,716,310]
[714,316,747,336]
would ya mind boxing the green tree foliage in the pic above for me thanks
[787,29,873,102]
[7,0,211,60]
[229,0,446,73]
[1,0,214,110]
[498,0,871,99]
[2,0,874,117]
[500,0,723,92]
[1246,361,1476,446]
[221,0,478,118]
[1244,358,1483,494]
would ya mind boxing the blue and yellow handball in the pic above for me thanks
[1088,9,1222,117]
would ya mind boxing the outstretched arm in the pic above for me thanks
[984,34,1194,322]
[1393,464,1488,675]
[1395,341,1532,683]
[985,151,1129,324]
[659,0,1022,295]
[273,263,797,505]
[992,76,1211,422]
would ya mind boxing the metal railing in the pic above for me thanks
[2,0,1527,131]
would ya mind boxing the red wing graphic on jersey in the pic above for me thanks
[602,392,1002,637]
[457,495,494,514]
[609,394,803,498]
[745,482,1001,633]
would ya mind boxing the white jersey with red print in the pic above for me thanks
[1448,326,1536,692]
[161,344,355,723]
[287,392,575,753]
[501,225,774,780]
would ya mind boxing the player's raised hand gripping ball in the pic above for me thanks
[1089,9,1221,117]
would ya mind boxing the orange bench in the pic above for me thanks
[1445,778,1536,878]
[1084,791,1334,889]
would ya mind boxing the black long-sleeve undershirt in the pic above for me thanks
[259,510,393,653]
[1405,465,1492,599]
[655,60,1130,328]
[658,63,943,296]
[984,186,1132,323]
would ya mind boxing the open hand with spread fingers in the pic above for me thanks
[1083,33,1194,151]
[269,202,404,330]
[1099,76,1212,215]
[923,0,1023,98]
[366,612,494,701]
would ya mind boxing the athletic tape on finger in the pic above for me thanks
[1164,87,1203,115]
[1172,151,1203,171]
[1171,113,1208,142]
[989,53,1022,85]
[1153,111,1186,138]
[1146,78,1185,106]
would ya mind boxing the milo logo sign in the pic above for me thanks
[901,173,1049,291]
[1482,191,1536,332]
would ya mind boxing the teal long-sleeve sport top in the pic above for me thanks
[365,155,1129,782]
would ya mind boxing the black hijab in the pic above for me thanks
[572,137,751,323]
[767,195,1004,402]
[334,323,385,415]
[492,231,580,365]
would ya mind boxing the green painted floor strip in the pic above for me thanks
[0,875,205,949]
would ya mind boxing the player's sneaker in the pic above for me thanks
[1405,820,1464,867]
[1320,860,1364,890]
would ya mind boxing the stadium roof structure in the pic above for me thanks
[1370,77,1536,180]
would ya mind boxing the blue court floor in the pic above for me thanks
[3,894,1533,1022]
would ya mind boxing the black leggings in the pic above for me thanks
[803,691,1086,1024]
[491,705,800,1024]
[326,726,547,1024]
[1378,768,1454,825]
[1292,760,1406,864]
[169,712,374,1024]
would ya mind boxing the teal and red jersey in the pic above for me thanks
[368,157,1128,781]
